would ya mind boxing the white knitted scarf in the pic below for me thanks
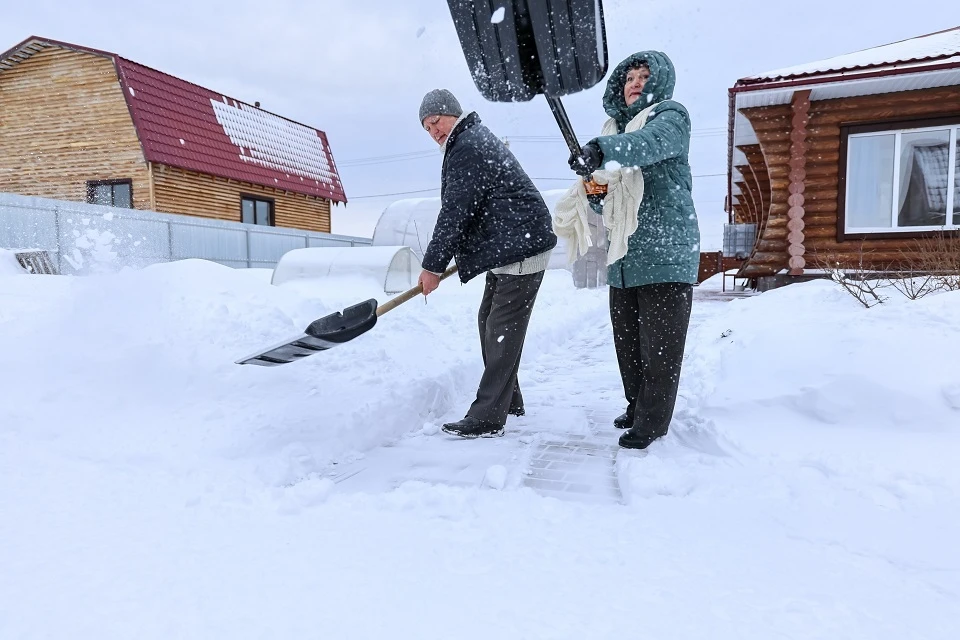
[553,102,659,266]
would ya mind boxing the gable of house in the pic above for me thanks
[0,44,150,206]
[0,36,347,208]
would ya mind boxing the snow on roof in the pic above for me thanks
[740,26,960,84]
[0,36,346,203]
[210,100,337,187]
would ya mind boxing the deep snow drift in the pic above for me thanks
[1,254,958,639]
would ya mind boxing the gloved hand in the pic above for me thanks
[568,141,603,177]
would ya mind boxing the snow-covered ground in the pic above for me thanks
[1,250,958,639]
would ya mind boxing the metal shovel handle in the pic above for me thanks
[376,264,459,317]
[545,96,582,157]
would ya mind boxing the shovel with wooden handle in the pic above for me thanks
[236,264,459,366]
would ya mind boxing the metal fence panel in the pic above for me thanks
[247,229,309,267]
[171,223,247,263]
[0,197,59,252]
[307,235,358,248]
[0,192,371,273]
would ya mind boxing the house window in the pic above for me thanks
[86,180,132,208]
[241,196,274,226]
[843,119,959,234]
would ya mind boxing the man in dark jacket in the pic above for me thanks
[417,89,557,439]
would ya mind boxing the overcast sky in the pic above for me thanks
[2,0,953,248]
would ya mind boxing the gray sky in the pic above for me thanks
[2,0,953,248]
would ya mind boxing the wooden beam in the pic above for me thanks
[787,90,811,274]
[148,161,156,211]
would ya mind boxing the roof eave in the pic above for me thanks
[0,35,118,70]
[732,57,960,94]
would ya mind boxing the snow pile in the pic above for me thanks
[2,262,959,638]
[692,278,960,431]
[0,248,27,275]
[0,259,593,488]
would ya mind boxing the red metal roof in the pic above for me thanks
[1,36,347,203]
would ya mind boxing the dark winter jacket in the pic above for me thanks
[590,51,701,288]
[421,112,557,283]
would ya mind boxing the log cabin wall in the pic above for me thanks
[740,84,960,274]
[152,164,332,233]
[0,47,151,207]
[739,104,793,275]
[734,144,769,226]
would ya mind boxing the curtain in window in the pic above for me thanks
[955,129,960,225]
[847,135,895,228]
[898,130,950,227]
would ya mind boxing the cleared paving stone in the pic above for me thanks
[522,437,622,505]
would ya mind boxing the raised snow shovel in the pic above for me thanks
[236,264,459,367]
[446,0,608,159]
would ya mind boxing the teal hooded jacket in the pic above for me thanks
[590,51,701,288]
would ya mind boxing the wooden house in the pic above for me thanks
[727,26,960,281]
[0,36,346,233]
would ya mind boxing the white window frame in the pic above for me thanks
[844,123,958,235]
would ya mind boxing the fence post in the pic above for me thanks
[246,228,252,269]
[54,205,63,274]
[167,220,174,263]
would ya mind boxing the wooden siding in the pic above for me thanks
[152,164,332,233]
[739,84,960,275]
[741,104,792,275]
[738,144,770,226]
[0,47,150,206]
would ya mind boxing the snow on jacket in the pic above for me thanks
[421,112,557,283]
[589,50,701,288]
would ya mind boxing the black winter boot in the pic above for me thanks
[442,416,504,439]
[618,427,666,450]
[613,412,633,429]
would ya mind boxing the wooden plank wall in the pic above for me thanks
[152,164,332,233]
[741,144,771,225]
[741,104,793,275]
[1,46,332,234]
[741,85,960,274]
[0,47,151,206]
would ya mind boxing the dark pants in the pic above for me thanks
[610,282,693,438]
[467,270,545,425]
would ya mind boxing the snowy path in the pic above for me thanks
[329,293,727,506]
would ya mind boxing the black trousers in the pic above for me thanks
[609,282,693,437]
[467,270,545,425]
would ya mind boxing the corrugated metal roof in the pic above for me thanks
[0,36,347,203]
[740,26,960,84]
[733,65,960,110]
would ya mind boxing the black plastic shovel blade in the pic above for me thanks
[446,0,608,102]
[304,299,379,345]
[235,299,378,367]
[527,0,608,97]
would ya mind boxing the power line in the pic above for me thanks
[338,149,438,167]
[338,128,728,168]
[351,171,727,199]
[532,171,726,181]
[350,187,440,200]
[505,129,727,144]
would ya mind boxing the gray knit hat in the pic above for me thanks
[419,89,463,124]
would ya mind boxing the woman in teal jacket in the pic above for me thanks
[570,50,701,450]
